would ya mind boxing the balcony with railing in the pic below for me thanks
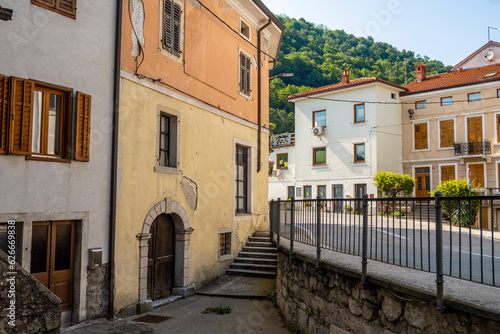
[454,140,491,156]
[271,133,295,148]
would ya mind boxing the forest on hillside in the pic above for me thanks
[269,15,452,134]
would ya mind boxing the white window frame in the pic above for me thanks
[218,227,234,262]
[234,138,253,218]
[155,105,180,174]
[438,163,458,183]
[238,48,252,99]
[464,114,485,146]
[158,0,185,63]
[411,119,431,152]
[466,161,487,189]
[239,17,251,41]
[437,118,456,150]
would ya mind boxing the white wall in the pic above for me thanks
[0,1,115,263]
[269,146,295,200]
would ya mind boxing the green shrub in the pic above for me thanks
[432,179,480,227]
[374,171,414,198]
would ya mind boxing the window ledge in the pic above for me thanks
[26,155,71,163]
[238,91,252,100]
[311,165,328,169]
[352,122,367,127]
[411,149,431,152]
[218,254,233,262]
[437,147,454,150]
[352,162,367,166]
[154,165,180,175]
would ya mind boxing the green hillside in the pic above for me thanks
[269,15,452,134]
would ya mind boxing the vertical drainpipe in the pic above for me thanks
[109,0,123,317]
[257,19,271,173]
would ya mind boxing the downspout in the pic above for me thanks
[257,19,272,172]
[109,0,123,317]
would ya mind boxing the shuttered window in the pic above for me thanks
[439,120,454,148]
[497,114,500,143]
[32,0,77,19]
[414,123,428,150]
[10,78,34,155]
[239,52,251,96]
[469,164,484,187]
[440,165,455,183]
[0,75,9,155]
[75,92,91,161]
[163,0,182,56]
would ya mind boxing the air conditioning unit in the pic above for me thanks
[313,126,325,136]
[273,170,281,177]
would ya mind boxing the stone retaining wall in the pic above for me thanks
[0,250,61,333]
[277,253,500,334]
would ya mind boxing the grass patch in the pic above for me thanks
[202,304,232,315]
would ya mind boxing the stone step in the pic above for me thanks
[242,246,277,254]
[245,241,273,248]
[229,262,277,272]
[238,251,277,259]
[233,257,277,265]
[248,236,270,242]
[253,231,270,237]
[226,268,276,278]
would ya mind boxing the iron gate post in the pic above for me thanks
[435,191,444,312]
[276,198,281,251]
[316,195,321,269]
[362,194,368,284]
[290,197,295,258]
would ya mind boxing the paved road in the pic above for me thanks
[277,211,500,286]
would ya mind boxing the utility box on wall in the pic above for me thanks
[88,248,102,270]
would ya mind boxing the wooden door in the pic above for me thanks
[469,164,484,187]
[354,184,367,213]
[147,215,175,300]
[31,221,75,311]
[467,116,483,154]
[415,167,431,198]
[332,185,343,213]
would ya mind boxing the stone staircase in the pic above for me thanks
[409,202,437,222]
[226,232,277,278]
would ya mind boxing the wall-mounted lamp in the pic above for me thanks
[408,109,415,120]
[0,6,13,21]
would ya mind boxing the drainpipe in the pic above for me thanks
[257,19,271,172]
[109,0,123,317]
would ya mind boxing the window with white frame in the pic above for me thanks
[439,119,454,148]
[414,122,428,150]
[162,0,183,57]
[155,106,180,174]
[239,52,252,96]
[235,145,250,214]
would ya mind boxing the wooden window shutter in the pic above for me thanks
[56,0,76,17]
[75,92,91,161]
[497,115,500,143]
[414,123,427,150]
[240,53,246,94]
[9,77,34,155]
[33,0,55,6]
[172,2,181,55]
[440,120,453,148]
[245,55,251,95]
[0,75,9,155]
[164,0,173,51]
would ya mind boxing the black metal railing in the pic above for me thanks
[454,140,491,156]
[270,194,500,310]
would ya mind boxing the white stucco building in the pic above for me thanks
[0,0,116,326]
[269,70,406,202]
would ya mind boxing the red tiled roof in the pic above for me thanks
[402,64,500,96]
[287,77,407,100]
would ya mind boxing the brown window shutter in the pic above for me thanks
[173,2,181,55]
[0,75,9,155]
[497,115,500,143]
[245,55,251,95]
[9,77,34,155]
[75,92,91,161]
[440,120,453,148]
[56,0,76,17]
[164,0,173,52]
[33,0,55,6]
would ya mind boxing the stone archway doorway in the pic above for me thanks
[147,214,175,300]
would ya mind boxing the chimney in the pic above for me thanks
[415,63,427,82]
[341,70,350,84]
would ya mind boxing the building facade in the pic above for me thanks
[114,0,283,313]
[269,70,405,202]
[0,0,116,326]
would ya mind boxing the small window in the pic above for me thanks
[415,100,426,109]
[313,110,326,127]
[239,52,251,96]
[497,89,500,98]
[414,123,428,150]
[354,143,365,163]
[163,0,182,56]
[32,0,76,19]
[354,103,365,123]
[468,92,481,102]
[159,114,178,168]
[277,153,288,169]
[240,20,250,40]
[219,232,231,256]
[287,186,295,200]
[391,93,396,99]
[235,145,249,214]
[317,185,326,199]
[313,147,326,165]
[441,97,453,106]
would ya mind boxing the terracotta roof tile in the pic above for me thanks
[287,77,407,100]
[402,64,500,95]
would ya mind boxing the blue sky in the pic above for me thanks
[264,0,500,67]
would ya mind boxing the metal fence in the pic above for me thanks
[269,193,500,310]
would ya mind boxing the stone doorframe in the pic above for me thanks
[136,198,194,301]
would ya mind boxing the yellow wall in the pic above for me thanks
[114,78,270,311]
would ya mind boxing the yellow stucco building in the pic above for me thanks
[113,0,283,313]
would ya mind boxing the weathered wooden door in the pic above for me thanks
[31,221,75,311]
[415,167,431,198]
[147,214,175,300]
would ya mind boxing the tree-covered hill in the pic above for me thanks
[270,15,452,134]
